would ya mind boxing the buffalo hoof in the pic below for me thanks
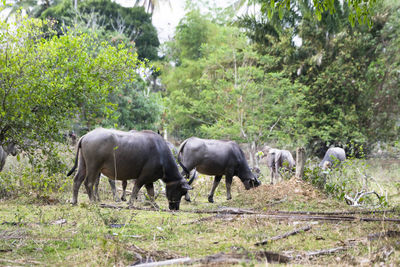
[184,195,191,202]
[208,196,214,203]
[121,197,127,202]
[115,198,121,203]
[226,197,232,200]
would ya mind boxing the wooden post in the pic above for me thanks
[296,147,306,179]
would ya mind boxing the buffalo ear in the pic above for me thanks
[180,180,193,191]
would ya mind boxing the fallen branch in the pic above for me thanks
[129,257,191,267]
[367,230,400,241]
[190,251,290,265]
[183,214,235,225]
[266,209,397,215]
[345,190,382,207]
[253,214,400,223]
[193,207,256,214]
[255,225,312,246]
[304,246,348,257]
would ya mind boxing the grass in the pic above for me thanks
[0,152,400,266]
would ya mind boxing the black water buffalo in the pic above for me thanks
[67,128,191,210]
[319,147,346,170]
[266,149,295,184]
[0,143,17,172]
[116,140,181,203]
[177,137,261,203]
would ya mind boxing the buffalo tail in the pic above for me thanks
[177,139,190,177]
[67,137,83,176]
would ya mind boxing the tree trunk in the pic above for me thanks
[296,147,306,179]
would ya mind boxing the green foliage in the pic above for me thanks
[174,9,213,61]
[258,0,377,27]
[0,145,72,200]
[0,15,144,153]
[233,0,400,153]
[161,11,309,148]
[105,81,163,131]
[304,157,388,207]
[40,0,160,60]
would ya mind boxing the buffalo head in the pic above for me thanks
[5,143,17,156]
[165,179,192,210]
[242,167,262,189]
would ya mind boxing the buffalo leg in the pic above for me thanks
[93,174,103,202]
[275,161,282,183]
[208,175,222,203]
[184,192,191,202]
[72,170,85,205]
[269,167,275,185]
[72,154,86,205]
[145,183,159,209]
[107,178,121,202]
[225,175,233,200]
[121,180,128,201]
[84,170,100,203]
[184,170,197,202]
[128,180,145,207]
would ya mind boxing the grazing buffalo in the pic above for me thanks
[266,149,295,184]
[177,137,261,203]
[319,147,346,170]
[116,140,180,203]
[67,128,192,210]
[0,143,17,172]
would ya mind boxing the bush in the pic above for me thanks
[303,158,388,208]
[0,144,73,200]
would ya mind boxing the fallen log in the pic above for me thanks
[266,209,397,216]
[129,257,191,267]
[130,250,291,266]
[255,225,312,246]
[304,246,348,257]
[253,214,400,223]
[190,251,290,265]
[367,230,400,241]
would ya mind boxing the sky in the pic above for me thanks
[117,0,241,43]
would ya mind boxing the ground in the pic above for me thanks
[0,156,400,266]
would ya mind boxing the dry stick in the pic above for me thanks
[129,257,191,267]
[253,214,400,223]
[266,209,397,215]
[304,246,348,257]
[255,225,312,246]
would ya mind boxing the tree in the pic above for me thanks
[0,15,144,154]
[161,10,307,153]
[38,0,160,60]
[105,80,163,131]
[257,0,377,27]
